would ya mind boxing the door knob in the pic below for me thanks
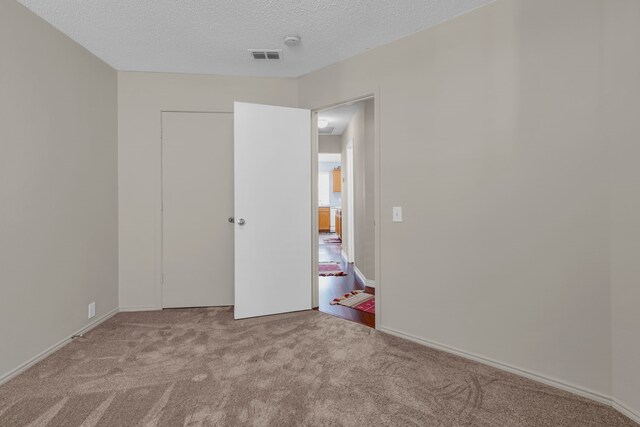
[237,218,246,226]
[228,217,234,223]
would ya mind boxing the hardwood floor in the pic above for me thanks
[316,233,375,328]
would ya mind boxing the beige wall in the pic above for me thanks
[0,1,118,379]
[340,100,376,282]
[300,0,614,399]
[118,72,298,310]
[318,135,342,153]
[604,0,640,418]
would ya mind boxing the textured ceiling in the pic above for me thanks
[16,0,494,78]
[318,103,359,136]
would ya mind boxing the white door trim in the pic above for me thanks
[345,139,355,263]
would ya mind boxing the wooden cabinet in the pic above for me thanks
[335,209,342,238]
[332,168,341,193]
[319,207,330,232]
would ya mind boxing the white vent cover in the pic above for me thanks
[249,49,282,60]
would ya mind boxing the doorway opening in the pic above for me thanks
[314,98,376,328]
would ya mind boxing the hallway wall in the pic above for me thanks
[339,101,375,282]
[319,135,342,153]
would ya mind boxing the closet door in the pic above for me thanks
[162,112,234,308]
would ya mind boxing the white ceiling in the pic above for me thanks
[318,103,360,136]
[16,0,493,78]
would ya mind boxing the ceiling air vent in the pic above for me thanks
[249,49,282,60]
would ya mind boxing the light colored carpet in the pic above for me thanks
[0,308,636,426]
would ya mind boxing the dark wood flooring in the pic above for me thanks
[316,233,375,328]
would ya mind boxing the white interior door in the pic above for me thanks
[162,112,234,308]
[234,102,311,319]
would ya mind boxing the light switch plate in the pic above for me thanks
[393,207,403,222]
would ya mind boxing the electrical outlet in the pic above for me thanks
[88,302,96,319]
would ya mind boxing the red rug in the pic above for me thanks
[353,298,375,314]
[319,262,347,277]
[330,290,375,314]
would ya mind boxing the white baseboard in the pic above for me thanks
[380,326,640,423]
[353,266,376,288]
[0,307,119,386]
[341,250,349,263]
[119,306,159,312]
[612,399,640,424]
[354,265,366,286]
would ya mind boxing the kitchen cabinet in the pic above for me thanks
[319,207,330,232]
[335,209,342,238]
[332,168,341,193]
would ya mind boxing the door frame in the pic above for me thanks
[345,138,355,263]
[158,110,233,309]
[311,92,381,330]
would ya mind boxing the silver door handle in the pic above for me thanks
[237,218,246,226]
[228,217,234,223]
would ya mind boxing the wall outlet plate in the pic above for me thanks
[393,207,403,222]
[88,302,96,319]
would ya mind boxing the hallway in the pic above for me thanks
[317,233,374,328]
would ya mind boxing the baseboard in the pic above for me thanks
[354,266,366,287]
[119,306,159,312]
[353,266,376,288]
[0,307,119,386]
[381,326,640,423]
[341,250,349,263]
[379,326,631,416]
[612,399,640,424]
